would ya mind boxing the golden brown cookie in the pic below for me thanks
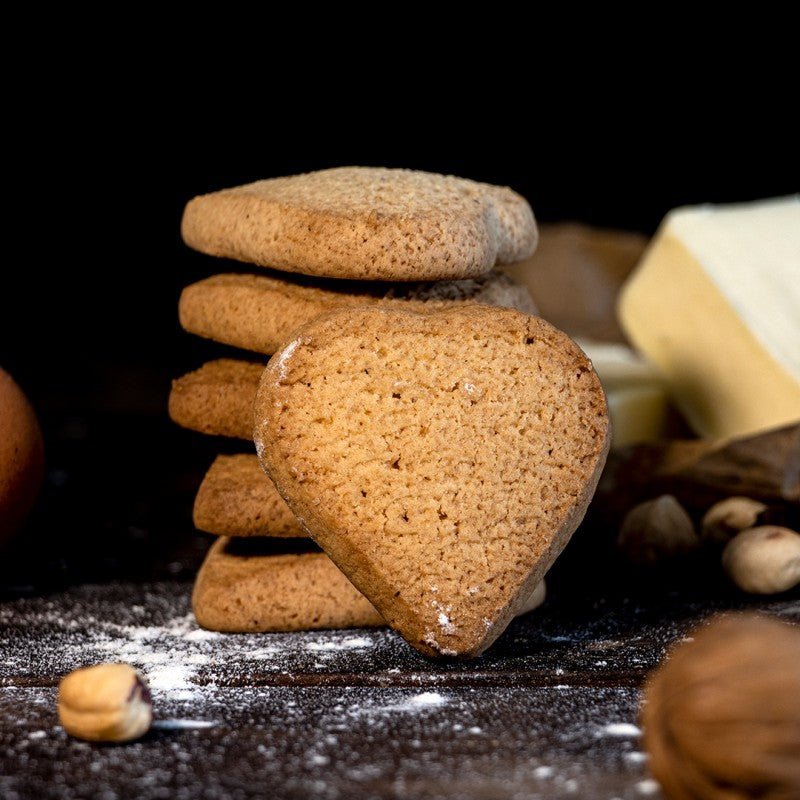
[179,270,537,356]
[181,167,537,281]
[254,306,609,657]
[192,537,384,632]
[193,454,303,537]
[168,359,264,440]
[193,456,555,627]
[193,537,547,633]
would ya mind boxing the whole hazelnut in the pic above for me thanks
[58,663,152,742]
[641,613,800,800]
[617,495,698,566]
[722,526,800,594]
[701,496,768,544]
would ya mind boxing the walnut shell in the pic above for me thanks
[641,613,800,800]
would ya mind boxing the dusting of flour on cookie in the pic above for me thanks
[276,339,299,382]
[437,613,456,635]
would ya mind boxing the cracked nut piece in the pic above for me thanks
[722,525,800,594]
[701,496,768,544]
[617,495,698,566]
[58,663,152,742]
[642,613,800,800]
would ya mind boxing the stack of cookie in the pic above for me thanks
[171,167,608,655]
[172,168,540,633]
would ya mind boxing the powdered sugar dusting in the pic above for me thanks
[88,613,210,698]
[600,722,641,737]
[0,587,395,705]
[305,636,373,652]
[148,664,195,693]
[151,719,217,730]
[437,612,455,635]
[183,628,222,643]
[360,691,450,714]
[636,778,661,795]
[422,631,457,657]
[430,597,457,638]
[775,600,800,616]
[276,339,300,381]
[407,691,446,708]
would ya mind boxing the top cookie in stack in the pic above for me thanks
[181,166,538,281]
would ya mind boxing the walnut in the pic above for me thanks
[641,613,800,799]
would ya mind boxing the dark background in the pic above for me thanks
[1,78,796,595]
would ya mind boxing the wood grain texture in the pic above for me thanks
[1,583,797,800]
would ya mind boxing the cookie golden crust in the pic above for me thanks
[168,359,264,440]
[179,270,537,356]
[193,537,547,633]
[181,167,538,281]
[254,306,609,657]
[192,537,384,632]
[193,454,304,537]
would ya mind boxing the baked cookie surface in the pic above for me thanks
[181,167,537,281]
[254,306,609,657]
[179,270,536,356]
[168,359,263,440]
[193,454,303,538]
[192,537,384,632]
[193,538,547,633]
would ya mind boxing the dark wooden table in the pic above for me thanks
[2,579,798,799]
[2,408,798,799]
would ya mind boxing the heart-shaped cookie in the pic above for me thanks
[254,306,609,657]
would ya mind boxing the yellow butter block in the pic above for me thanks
[605,384,667,448]
[576,338,668,447]
[618,197,800,439]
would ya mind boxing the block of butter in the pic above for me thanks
[576,339,668,448]
[618,196,800,440]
